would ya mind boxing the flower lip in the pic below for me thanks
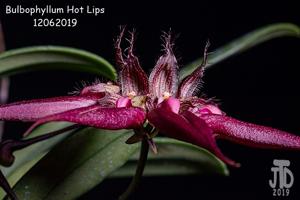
[147,98,239,167]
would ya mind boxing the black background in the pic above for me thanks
[1,0,300,199]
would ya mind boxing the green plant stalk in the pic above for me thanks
[0,21,10,141]
[119,139,149,200]
[0,170,17,200]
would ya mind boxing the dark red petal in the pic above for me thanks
[148,105,238,167]
[27,105,146,133]
[0,96,98,121]
[116,29,149,95]
[202,114,300,150]
[149,33,179,98]
[120,54,149,96]
[177,41,209,98]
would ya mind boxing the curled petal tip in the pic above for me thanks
[0,140,15,167]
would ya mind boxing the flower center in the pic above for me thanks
[131,95,147,109]
[163,92,171,99]
[127,91,137,99]
[157,91,172,104]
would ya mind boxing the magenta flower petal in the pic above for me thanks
[0,96,98,121]
[116,96,132,108]
[27,105,146,133]
[149,33,179,98]
[202,114,300,150]
[148,104,238,166]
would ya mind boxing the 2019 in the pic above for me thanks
[273,188,290,196]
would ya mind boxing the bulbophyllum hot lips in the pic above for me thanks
[0,28,300,198]
[1,29,300,165]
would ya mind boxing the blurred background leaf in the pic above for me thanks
[0,122,75,198]
[0,46,116,80]
[180,23,300,79]
[111,137,228,177]
[9,128,227,200]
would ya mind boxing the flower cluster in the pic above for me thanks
[1,29,300,165]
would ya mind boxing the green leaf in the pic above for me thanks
[180,23,300,79]
[11,128,227,200]
[0,122,74,199]
[11,128,136,200]
[0,46,117,80]
[111,137,228,177]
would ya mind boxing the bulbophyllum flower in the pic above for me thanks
[1,29,300,171]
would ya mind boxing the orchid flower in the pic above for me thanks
[1,29,300,166]
[0,28,300,198]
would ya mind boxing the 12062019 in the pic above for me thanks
[33,18,77,27]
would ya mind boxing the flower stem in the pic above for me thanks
[0,77,9,142]
[119,138,149,200]
[0,124,80,167]
[12,124,80,150]
[0,21,9,142]
[0,125,81,199]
